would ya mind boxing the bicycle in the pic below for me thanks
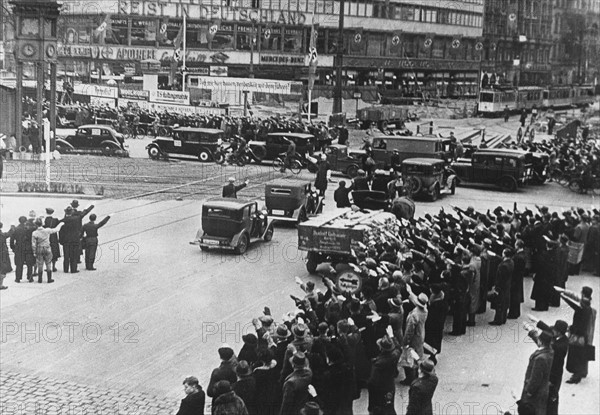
[272,153,303,174]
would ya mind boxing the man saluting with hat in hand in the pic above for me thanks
[222,177,249,199]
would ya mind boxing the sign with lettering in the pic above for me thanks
[118,99,227,115]
[191,76,300,95]
[75,84,119,99]
[119,89,150,100]
[149,89,190,105]
[344,57,480,71]
[259,54,306,66]
[58,45,99,59]
[107,1,307,25]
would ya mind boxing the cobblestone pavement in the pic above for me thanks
[0,369,175,415]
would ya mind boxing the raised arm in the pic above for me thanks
[97,216,111,228]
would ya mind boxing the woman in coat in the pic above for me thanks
[0,222,15,290]
[314,155,330,196]
[467,247,481,325]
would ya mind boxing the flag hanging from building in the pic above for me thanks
[263,24,272,40]
[95,14,111,33]
[158,18,169,43]
[507,4,518,34]
[207,19,221,42]
[389,32,402,55]
[475,37,484,55]
[307,22,319,90]
[173,24,184,61]
[353,28,363,44]
[424,33,435,48]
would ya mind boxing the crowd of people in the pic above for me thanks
[0,200,111,290]
[173,203,598,415]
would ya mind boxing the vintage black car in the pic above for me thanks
[265,179,323,224]
[56,124,127,155]
[146,127,226,162]
[451,149,533,192]
[325,144,365,177]
[249,133,316,162]
[191,198,274,255]
[402,158,456,201]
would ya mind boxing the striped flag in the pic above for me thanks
[307,21,318,90]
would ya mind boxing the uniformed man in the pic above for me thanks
[10,216,34,283]
[82,213,111,271]
[222,177,249,198]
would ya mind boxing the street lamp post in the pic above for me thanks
[333,0,345,114]
[249,19,257,79]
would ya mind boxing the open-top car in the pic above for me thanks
[56,124,127,155]
[146,127,226,162]
[265,179,324,224]
[402,158,456,201]
[191,198,274,255]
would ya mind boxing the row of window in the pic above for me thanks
[59,17,486,60]
[372,5,483,27]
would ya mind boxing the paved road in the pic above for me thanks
[1,179,599,414]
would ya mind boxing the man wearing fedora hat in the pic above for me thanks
[519,323,554,415]
[280,351,313,415]
[299,402,323,415]
[406,359,438,415]
[490,248,514,325]
[528,317,569,415]
[222,177,249,198]
[367,335,400,414]
[233,360,257,415]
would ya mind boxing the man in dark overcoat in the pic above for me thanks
[59,204,94,273]
[508,240,526,318]
[367,336,400,415]
[519,327,554,415]
[406,360,439,415]
[222,177,248,198]
[490,248,514,325]
[531,239,558,311]
[10,216,34,282]
[82,213,111,271]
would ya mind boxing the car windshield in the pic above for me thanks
[404,165,428,175]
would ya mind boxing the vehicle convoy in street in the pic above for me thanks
[298,209,400,273]
[146,127,226,161]
[357,105,409,130]
[402,158,457,201]
[451,148,533,192]
[191,198,274,255]
[56,124,128,156]
[265,179,324,224]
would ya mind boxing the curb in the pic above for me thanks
[0,192,104,200]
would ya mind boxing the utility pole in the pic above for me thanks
[333,0,345,114]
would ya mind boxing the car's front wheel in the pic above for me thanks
[235,233,249,255]
[498,176,517,192]
[198,149,212,162]
[430,183,440,202]
[263,224,274,241]
[148,146,161,160]
[346,165,359,178]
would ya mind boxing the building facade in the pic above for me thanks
[551,0,600,85]
[2,0,485,99]
[482,0,599,88]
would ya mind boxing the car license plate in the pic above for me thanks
[272,209,286,215]
[174,140,182,147]
[202,239,219,245]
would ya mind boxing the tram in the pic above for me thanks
[478,85,596,116]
